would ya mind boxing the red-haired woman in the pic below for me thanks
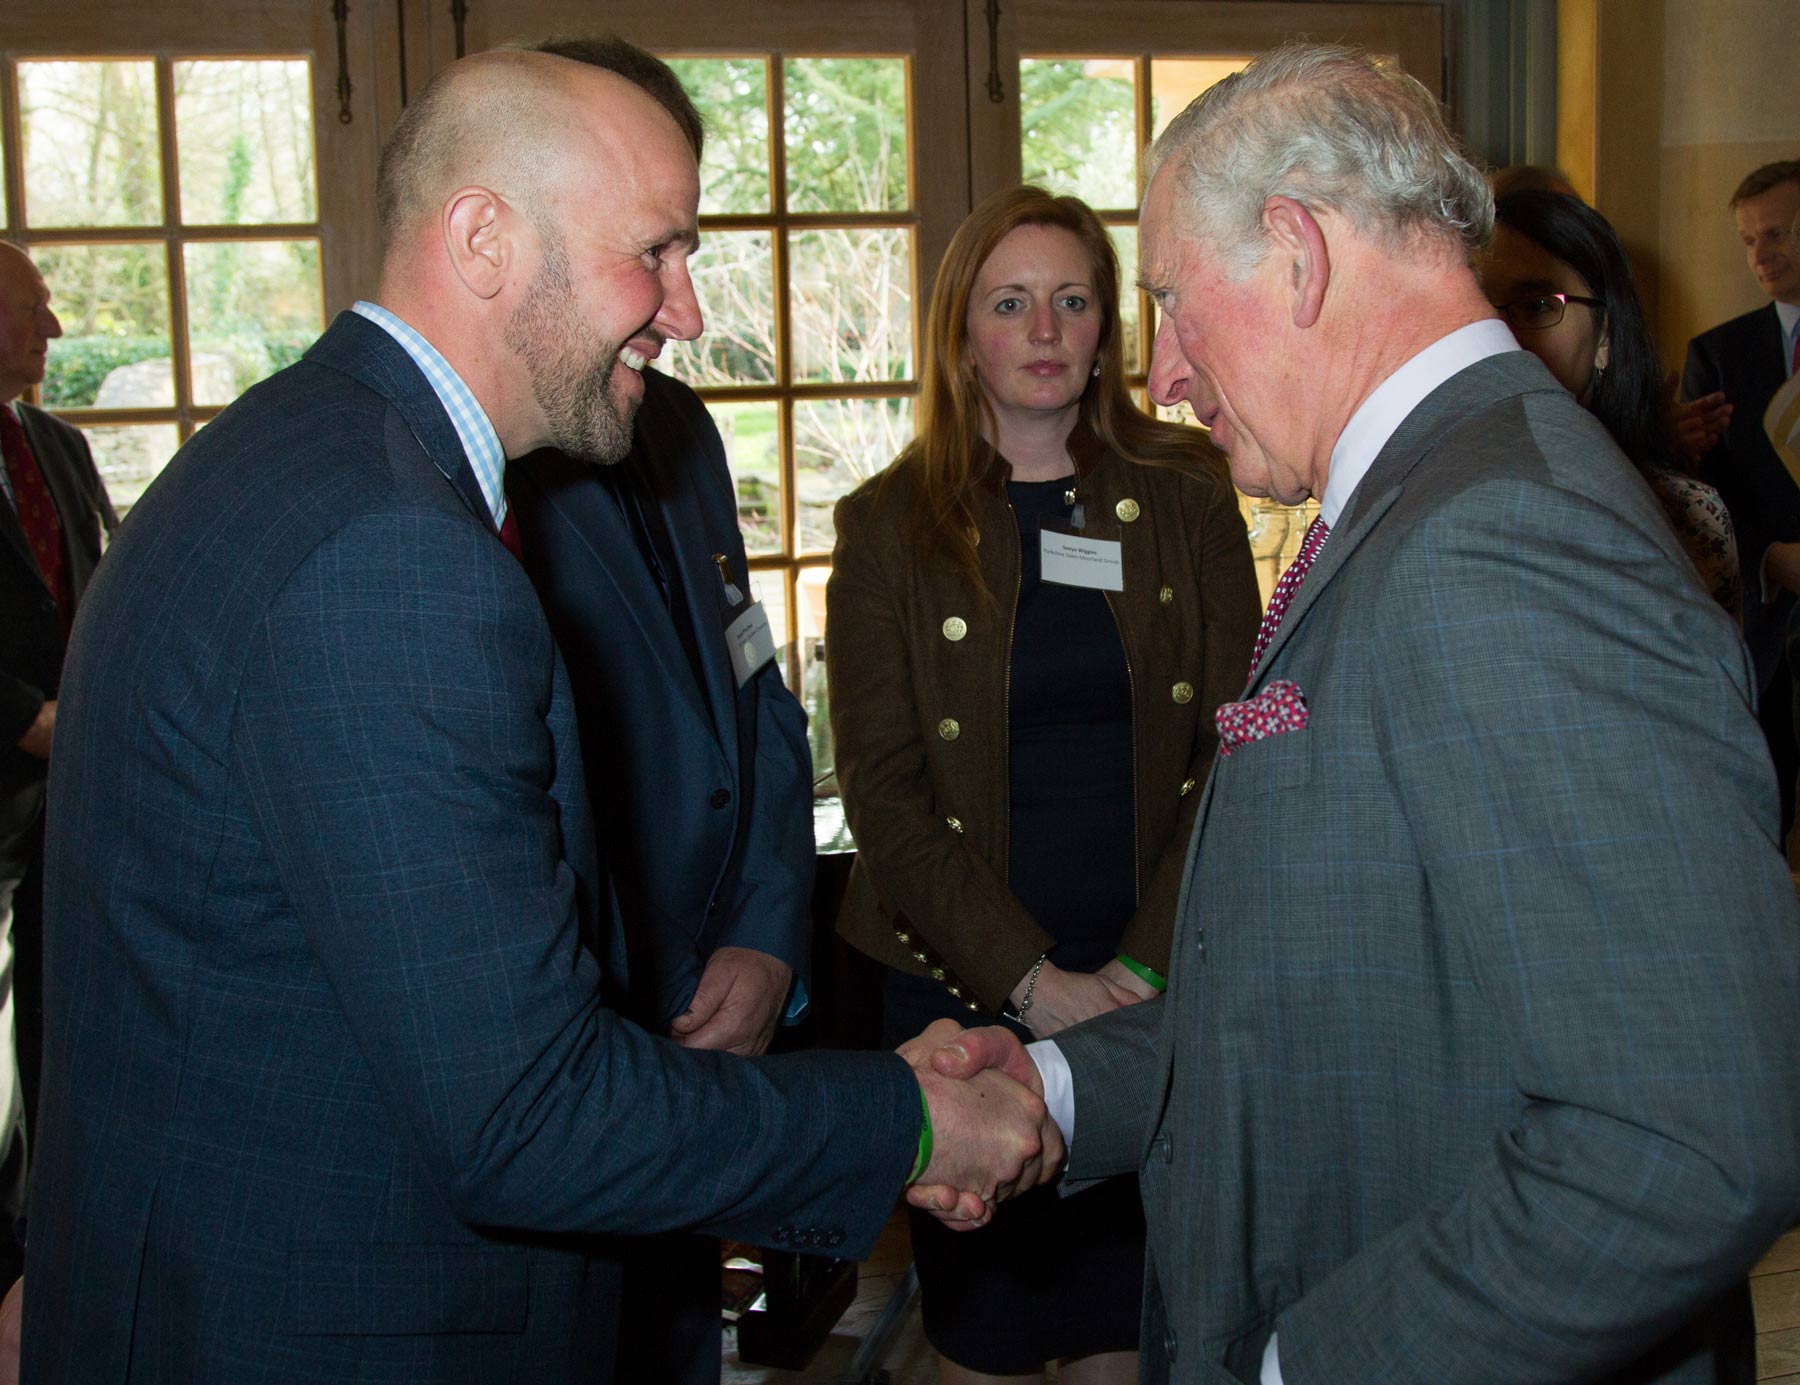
[827,186,1260,1384]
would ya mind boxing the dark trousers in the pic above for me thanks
[615,1232,721,1385]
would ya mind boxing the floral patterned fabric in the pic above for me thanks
[1650,472,1742,626]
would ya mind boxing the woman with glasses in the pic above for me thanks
[825,185,1259,1385]
[1482,189,1741,622]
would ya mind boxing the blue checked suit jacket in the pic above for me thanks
[507,369,814,1033]
[1058,350,1800,1384]
[24,313,917,1384]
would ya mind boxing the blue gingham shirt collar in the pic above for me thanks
[351,300,507,525]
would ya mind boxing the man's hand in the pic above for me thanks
[1668,376,1730,467]
[15,701,52,760]
[670,947,792,1056]
[899,1023,1062,1228]
[1012,960,1139,1037]
[0,1275,21,1385]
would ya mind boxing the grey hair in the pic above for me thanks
[1145,44,1494,277]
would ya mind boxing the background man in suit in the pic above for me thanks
[0,241,114,1289]
[1681,160,1800,838]
[21,46,1055,1383]
[928,45,1800,1383]
[504,39,817,1384]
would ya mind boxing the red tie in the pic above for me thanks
[1,407,72,631]
[498,508,523,561]
[1248,515,1329,678]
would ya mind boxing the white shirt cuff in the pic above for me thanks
[1025,1038,1074,1151]
[1262,1331,1283,1384]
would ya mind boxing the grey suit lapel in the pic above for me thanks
[1247,351,1552,687]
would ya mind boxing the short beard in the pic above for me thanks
[504,229,635,465]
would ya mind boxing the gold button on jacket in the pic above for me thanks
[825,423,1261,1011]
[942,616,968,641]
[1172,681,1195,704]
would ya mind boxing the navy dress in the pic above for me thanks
[882,475,1146,1372]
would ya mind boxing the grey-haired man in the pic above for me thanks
[925,44,1800,1385]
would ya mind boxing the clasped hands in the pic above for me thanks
[896,1020,1064,1231]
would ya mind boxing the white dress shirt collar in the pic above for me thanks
[1319,319,1522,527]
[1776,301,1799,378]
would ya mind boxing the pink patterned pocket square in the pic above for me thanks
[1214,679,1309,758]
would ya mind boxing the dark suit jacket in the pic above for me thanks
[1682,303,1800,690]
[1060,351,1800,1383]
[23,313,917,1384]
[0,403,114,847]
[507,369,814,1032]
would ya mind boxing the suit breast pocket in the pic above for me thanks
[1218,719,1314,793]
[283,1242,528,1336]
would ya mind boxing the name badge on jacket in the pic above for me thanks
[1040,528,1124,591]
[725,602,777,686]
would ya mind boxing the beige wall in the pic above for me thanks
[1561,0,1800,373]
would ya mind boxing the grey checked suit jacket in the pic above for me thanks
[1059,350,1800,1384]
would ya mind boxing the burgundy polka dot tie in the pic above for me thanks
[1,407,71,632]
[1248,515,1329,678]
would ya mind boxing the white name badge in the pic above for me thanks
[1040,528,1125,591]
[725,601,778,687]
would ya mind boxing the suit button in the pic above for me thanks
[1164,1329,1178,1364]
[1153,1132,1173,1163]
[709,788,732,809]
[942,616,968,641]
[937,718,960,741]
[1158,584,1174,605]
[1116,498,1140,523]
[1171,682,1194,704]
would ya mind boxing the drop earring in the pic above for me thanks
[1091,361,1101,378]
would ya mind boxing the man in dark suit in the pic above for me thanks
[1681,159,1800,836]
[927,46,1800,1383]
[511,366,814,1382]
[503,51,816,1385]
[0,241,115,1285]
[20,46,1055,1384]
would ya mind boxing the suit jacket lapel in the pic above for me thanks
[514,452,714,729]
[641,457,738,750]
[1247,351,1555,689]
[305,312,503,539]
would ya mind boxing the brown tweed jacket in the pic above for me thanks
[826,424,1260,1013]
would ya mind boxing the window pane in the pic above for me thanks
[79,422,181,513]
[1149,58,1251,143]
[709,398,782,556]
[1019,58,1137,211]
[39,244,172,408]
[1108,223,1142,375]
[791,397,911,553]
[748,568,790,673]
[783,58,908,213]
[665,57,771,215]
[1242,497,1321,608]
[789,228,913,385]
[175,60,317,225]
[183,240,325,406]
[796,564,832,778]
[20,61,163,228]
[666,231,775,386]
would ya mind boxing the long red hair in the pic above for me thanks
[890,184,1221,594]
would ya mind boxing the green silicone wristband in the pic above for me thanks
[908,1086,934,1184]
[1115,952,1168,992]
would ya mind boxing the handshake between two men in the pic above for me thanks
[898,1020,1058,1228]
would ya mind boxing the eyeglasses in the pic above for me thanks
[1491,291,1605,332]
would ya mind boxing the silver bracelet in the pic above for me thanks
[1008,953,1048,1031]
